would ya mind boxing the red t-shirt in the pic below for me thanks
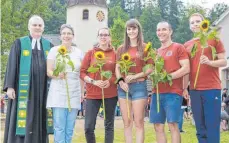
[116,43,153,78]
[154,43,189,95]
[80,47,117,99]
[184,39,225,90]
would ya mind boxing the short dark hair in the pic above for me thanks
[157,21,173,30]
[60,24,74,35]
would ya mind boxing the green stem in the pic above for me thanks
[194,48,205,89]
[65,77,71,112]
[156,84,159,113]
[126,92,130,119]
[125,70,130,120]
[100,66,106,120]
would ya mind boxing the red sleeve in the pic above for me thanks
[215,40,225,54]
[108,50,117,84]
[80,50,92,80]
[177,44,189,60]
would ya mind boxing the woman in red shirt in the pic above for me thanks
[80,28,117,143]
[115,19,152,143]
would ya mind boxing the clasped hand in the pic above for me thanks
[94,80,110,88]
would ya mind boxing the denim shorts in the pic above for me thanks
[118,81,148,101]
[150,93,182,124]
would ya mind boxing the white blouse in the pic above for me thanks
[46,46,84,109]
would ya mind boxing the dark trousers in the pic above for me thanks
[190,89,221,143]
[85,96,117,143]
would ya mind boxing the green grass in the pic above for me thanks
[47,118,229,143]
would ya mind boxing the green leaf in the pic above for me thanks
[67,60,75,71]
[143,64,152,73]
[87,66,99,73]
[210,46,217,61]
[208,28,219,40]
[193,32,201,38]
[167,74,173,86]
[53,62,65,76]
[155,61,164,72]
[144,57,151,61]
[101,71,112,79]
[199,34,208,47]
[191,43,198,58]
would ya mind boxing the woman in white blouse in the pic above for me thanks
[46,24,84,143]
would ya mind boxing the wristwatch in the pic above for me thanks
[90,79,95,85]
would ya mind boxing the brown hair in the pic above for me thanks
[117,19,144,59]
[189,13,205,21]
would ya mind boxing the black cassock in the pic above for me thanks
[3,36,53,143]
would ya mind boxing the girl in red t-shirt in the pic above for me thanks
[116,19,152,143]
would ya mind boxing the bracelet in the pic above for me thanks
[116,77,125,85]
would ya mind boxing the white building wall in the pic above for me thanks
[218,14,229,89]
[67,5,108,53]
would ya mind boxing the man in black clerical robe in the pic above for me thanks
[3,15,53,143]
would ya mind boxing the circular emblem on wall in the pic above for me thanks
[96,11,105,22]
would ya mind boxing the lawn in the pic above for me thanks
[48,117,229,143]
[1,116,229,143]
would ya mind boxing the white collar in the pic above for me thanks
[31,38,41,50]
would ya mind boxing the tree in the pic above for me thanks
[108,5,129,27]
[1,0,51,87]
[108,0,125,10]
[173,4,206,44]
[139,4,162,48]
[110,17,126,49]
[44,0,67,34]
[208,3,228,23]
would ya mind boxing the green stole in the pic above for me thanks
[16,36,53,135]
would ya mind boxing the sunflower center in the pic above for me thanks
[124,56,129,60]
[202,23,208,29]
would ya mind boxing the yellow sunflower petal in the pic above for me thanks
[145,42,152,52]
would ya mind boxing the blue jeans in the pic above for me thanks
[52,108,78,143]
[178,108,185,131]
[190,89,221,143]
[118,81,147,100]
[150,93,182,124]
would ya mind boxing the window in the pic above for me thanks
[83,9,89,20]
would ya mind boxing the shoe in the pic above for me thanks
[180,130,185,133]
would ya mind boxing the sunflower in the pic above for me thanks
[121,53,131,62]
[95,51,105,60]
[200,20,210,32]
[145,42,152,52]
[23,50,30,56]
[58,45,67,55]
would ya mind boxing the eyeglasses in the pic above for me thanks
[61,32,73,36]
[98,34,110,37]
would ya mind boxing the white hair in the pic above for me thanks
[28,15,45,28]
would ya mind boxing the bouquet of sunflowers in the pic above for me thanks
[143,42,172,113]
[87,51,112,120]
[53,45,75,111]
[191,19,219,89]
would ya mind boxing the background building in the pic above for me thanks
[212,9,229,89]
[67,0,108,52]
